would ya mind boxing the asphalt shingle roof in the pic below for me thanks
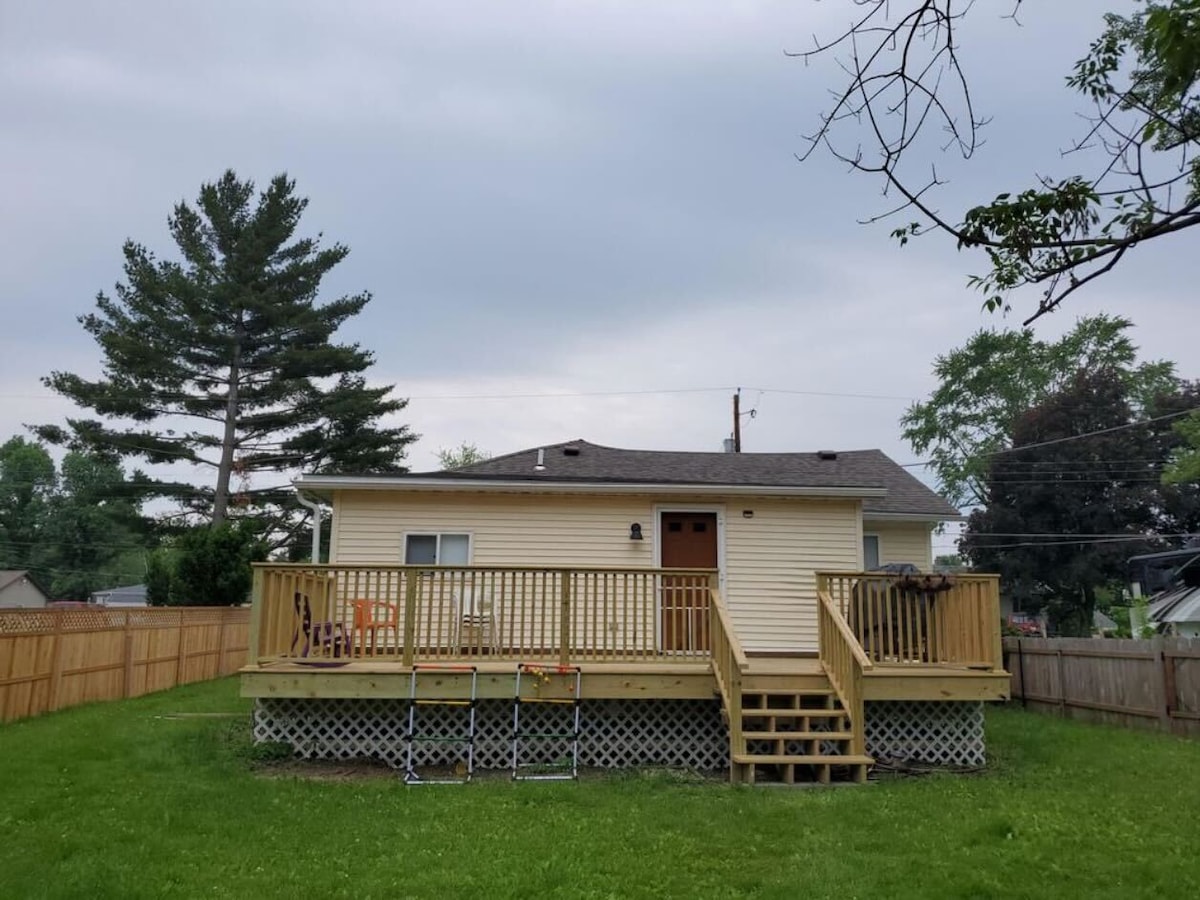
[409,440,958,518]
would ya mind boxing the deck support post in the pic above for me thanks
[402,573,418,667]
[559,572,572,667]
[248,568,264,666]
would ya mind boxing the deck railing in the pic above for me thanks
[817,589,870,757]
[250,564,717,666]
[816,571,1003,669]
[708,587,747,753]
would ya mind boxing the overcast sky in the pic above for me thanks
[2,1,1195,555]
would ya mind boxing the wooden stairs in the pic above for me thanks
[728,675,872,785]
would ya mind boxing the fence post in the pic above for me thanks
[1055,644,1067,717]
[1017,638,1026,708]
[175,610,187,687]
[47,611,65,713]
[402,571,417,667]
[217,610,229,675]
[1154,636,1173,732]
[123,612,135,698]
[559,571,572,666]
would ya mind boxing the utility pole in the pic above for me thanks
[732,389,741,453]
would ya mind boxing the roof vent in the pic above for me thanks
[534,448,546,471]
[816,450,838,461]
[562,445,581,457]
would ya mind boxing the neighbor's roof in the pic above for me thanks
[1150,584,1200,626]
[0,570,48,596]
[300,440,959,518]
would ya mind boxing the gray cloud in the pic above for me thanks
[1,0,1193,524]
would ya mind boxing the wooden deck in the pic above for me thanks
[242,658,716,701]
[242,564,1009,782]
[241,654,1009,704]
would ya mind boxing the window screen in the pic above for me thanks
[863,535,880,570]
[439,534,470,565]
[405,534,438,564]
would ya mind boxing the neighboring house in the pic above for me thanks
[243,439,1008,784]
[1092,609,1118,637]
[0,571,50,609]
[1147,562,1200,638]
[90,584,149,608]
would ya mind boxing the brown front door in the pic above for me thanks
[660,512,717,652]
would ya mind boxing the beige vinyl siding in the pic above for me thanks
[332,491,657,568]
[331,490,862,653]
[724,499,859,652]
[864,520,934,570]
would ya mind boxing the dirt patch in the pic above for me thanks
[255,758,399,781]
[252,759,724,784]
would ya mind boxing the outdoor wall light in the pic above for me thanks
[629,523,643,541]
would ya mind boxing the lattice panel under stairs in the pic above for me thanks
[864,701,986,767]
[253,698,730,771]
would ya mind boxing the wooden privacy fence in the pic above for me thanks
[0,607,250,723]
[1004,636,1200,738]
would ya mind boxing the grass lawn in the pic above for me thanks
[1,680,1198,899]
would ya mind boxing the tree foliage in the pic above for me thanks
[800,1,1200,322]
[962,369,1162,635]
[170,524,264,607]
[1164,412,1200,482]
[436,442,492,470]
[902,314,1177,508]
[37,170,416,546]
[0,437,56,572]
[0,437,150,599]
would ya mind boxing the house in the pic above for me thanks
[90,584,149,608]
[0,571,50,609]
[242,440,1008,783]
[1092,609,1119,637]
[1147,560,1200,638]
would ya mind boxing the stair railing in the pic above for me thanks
[816,580,873,758]
[708,586,748,755]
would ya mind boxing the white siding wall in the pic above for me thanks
[863,520,934,570]
[332,490,863,652]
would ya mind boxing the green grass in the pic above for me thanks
[1,681,1198,899]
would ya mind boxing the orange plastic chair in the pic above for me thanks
[351,599,399,656]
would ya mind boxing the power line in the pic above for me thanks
[963,536,1179,550]
[0,383,920,404]
[898,405,1200,469]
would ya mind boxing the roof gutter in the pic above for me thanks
[293,474,889,501]
[862,510,964,523]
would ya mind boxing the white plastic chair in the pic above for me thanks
[451,586,499,653]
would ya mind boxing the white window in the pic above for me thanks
[863,535,880,570]
[404,533,470,565]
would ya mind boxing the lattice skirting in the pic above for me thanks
[253,698,987,772]
[253,698,730,771]
[864,701,986,767]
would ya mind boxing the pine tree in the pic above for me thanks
[38,171,415,542]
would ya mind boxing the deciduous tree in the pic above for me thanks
[902,314,1176,508]
[801,1,1200,322]
[436,442,492,470]
[962,368,1174,634]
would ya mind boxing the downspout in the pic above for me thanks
[295,490,323,564]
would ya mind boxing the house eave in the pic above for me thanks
[294,475,890,501]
